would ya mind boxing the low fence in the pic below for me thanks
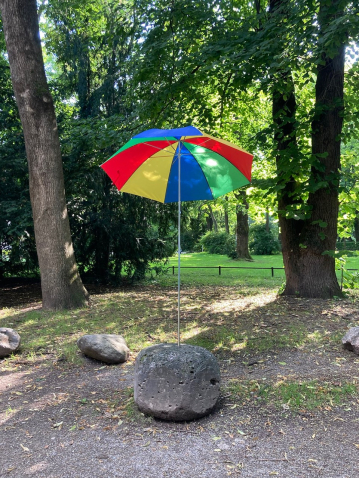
[169,265,285,277]
[169,265,359,290]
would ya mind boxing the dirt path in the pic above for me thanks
[1,347,359,478]
[1,282,359,477]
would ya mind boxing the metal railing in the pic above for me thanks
[169,266,359,284]
[170,265,285,277]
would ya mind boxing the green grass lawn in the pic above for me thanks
[149,252,359,290]
[151,253,286,288]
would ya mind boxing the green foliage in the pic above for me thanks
[199,231,233,255]
[225,235,237,260]
[249,223,280,255]
[39,0,179,283]
[2,0,359,290]
[336,254,359,290]
[0,17,37,278]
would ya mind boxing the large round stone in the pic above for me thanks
[134,343,220,421]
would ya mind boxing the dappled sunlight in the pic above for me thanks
[0,366,53,428]
[0,370,29,393]
[210,291,277,314]
[24,462,50,475]
[2,280,359,368]
[182,325,210,341]
[231,340,247,352]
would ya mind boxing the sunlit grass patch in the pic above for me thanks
[226,378,358,411]
[274,380,357,410]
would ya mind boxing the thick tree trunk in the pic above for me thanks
[0,0,89,309]
[235,191,252,260]
[271,0,344,298]
[282,8,344,298]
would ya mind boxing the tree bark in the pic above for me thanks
[271,0,344,298]
[354,214,359,242]
[224,196,230,234]
[207,204,218,232]
[234,191,252,260]
[265,209,270,232]
[0,0,89,308]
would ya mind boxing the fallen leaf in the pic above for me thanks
[52,422,63,430]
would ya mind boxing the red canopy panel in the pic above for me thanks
[101,140,177,190]
[184,137,253,181]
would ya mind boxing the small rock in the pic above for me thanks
[77,334,129,364]
[342,327,359,354]
[0,328,21,357]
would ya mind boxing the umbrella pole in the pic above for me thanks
[177,143,181,347]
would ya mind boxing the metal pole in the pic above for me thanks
[177,142,181,346]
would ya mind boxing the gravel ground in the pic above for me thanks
[1,282,359,477]
[1,347,359,478]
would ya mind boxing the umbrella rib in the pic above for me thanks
[182,136,218,151]
[140,139,178,155]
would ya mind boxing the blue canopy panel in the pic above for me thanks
[134,126,203,139]
[164,144,213,203]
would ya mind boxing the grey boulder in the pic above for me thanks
[0,328,21,357]
[77,334,129,364]
[342,327,359,354]
[134,343,220,421]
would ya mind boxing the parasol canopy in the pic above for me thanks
[101,126,253,203]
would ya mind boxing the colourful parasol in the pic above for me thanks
[101,126,252,203]
[101,126,253,344]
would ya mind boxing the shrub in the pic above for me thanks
[200,231,231,255]
[180,231,197,252]
[225,235,237,259]
[249,223,280,255]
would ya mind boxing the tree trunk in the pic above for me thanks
[206,212,213,231]
[235,191,252,260]
[354,214,359,242]
[207,204,218,232]
[271,0,344,298]
[224,196,230,234]
[265,209,270,232]
[0,0,89,309]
